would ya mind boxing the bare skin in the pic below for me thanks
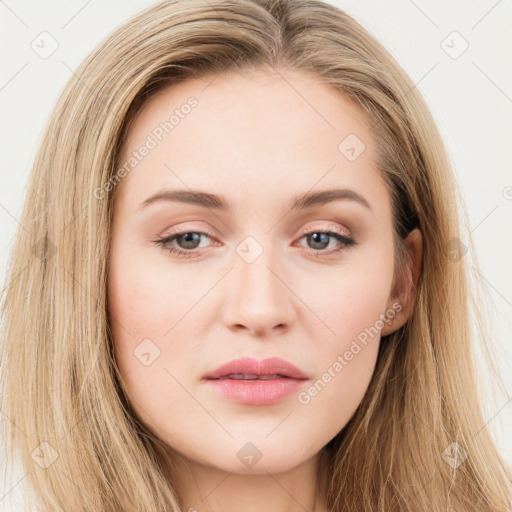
[107,66,422,512]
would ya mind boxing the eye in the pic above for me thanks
[296,230,357,255]
[153,227,357,259]
[154,229,219,259]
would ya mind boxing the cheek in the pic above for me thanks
[107,246,176,374]
[106,254,194,432]
[328,278,389,346]
[305,251,394,350]
[106,245,212,398]
[296,253,394,420]
[107,238,215,340]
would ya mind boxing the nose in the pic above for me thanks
[220,252,296,337]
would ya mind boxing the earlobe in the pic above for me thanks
[381,228,423,336]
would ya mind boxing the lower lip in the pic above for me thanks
[205,377,306,405]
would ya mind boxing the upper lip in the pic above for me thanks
[203,356,309,380]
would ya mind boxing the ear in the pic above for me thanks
[381,228,423,336]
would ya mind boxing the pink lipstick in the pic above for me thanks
[203,356,309,405]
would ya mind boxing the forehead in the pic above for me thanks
[115,67,388,215]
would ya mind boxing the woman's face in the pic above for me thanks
[107,67,413,474]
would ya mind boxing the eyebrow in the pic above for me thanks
[138,187,371,212]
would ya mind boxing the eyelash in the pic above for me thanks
[154,227,357,259]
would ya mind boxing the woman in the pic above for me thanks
[1,0,511,510]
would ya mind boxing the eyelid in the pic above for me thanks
[159,224,219,241]
[295,221,352,239]
[155,219,356,257]
[160,220,351,243]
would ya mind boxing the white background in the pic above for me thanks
[1,0,511,509]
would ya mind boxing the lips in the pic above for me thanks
[203,356,309,405]
[203,356,309,381]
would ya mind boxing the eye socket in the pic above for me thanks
[154,229,219,259]
[296,230,356,253]
[153,228,357,259]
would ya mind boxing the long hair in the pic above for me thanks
[1,0,511,510]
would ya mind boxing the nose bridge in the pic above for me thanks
[221,233,296,335]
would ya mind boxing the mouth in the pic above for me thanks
[211,373,298,381]
[203,357,309,405]
[203,356,309,381]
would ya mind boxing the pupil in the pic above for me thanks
[178,232,200,249]
[308,232,329,250]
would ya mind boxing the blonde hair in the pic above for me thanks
[1,0,511,510]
